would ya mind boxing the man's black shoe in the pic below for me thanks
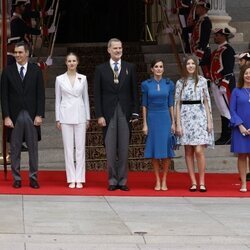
[246,173,250,181]
[108,185,117,191]
[13,180,21,188]
[21,144,28,152]
[30,179,40,189]
[118,185,130,191]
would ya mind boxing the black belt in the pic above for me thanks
[182,100,201,104]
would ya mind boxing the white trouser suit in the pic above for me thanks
[55,73,90,183]
[61,123,86,183]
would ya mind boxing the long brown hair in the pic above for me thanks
[238,64,250,88]
[182,55,199,90]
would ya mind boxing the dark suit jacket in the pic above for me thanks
[1,62,45,141]
[94,60,139,136]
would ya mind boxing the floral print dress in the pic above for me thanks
[175,76,214,147]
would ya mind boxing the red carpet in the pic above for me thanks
[0,170,249,197]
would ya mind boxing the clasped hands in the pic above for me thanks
[239,124,250,136]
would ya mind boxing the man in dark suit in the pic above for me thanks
[1,41,45,189]
[94,38,139,191]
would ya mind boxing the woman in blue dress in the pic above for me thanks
[230,65,250,192]
[141,59,175,191]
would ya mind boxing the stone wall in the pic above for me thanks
[226,0,250,22]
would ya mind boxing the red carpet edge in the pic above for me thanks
[0,170,249,197]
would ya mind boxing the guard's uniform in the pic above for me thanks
[10,12,41,43]
[210,41,236,143]
[190,13,212,78]
[175,0,193,53]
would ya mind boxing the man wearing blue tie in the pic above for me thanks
[1,41,45,189]
[94,38,139,191]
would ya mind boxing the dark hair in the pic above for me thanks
[150,59,164,68]
[182,55,199,90]
[238,64,250,88]
[15,41,29,52]
[65,52,79,62]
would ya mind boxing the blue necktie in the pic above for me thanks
[20,66,24,80]
[114,62,118,73]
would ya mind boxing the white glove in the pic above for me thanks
[219,86,227,94]
[46,8,54,16]
[45,56,53,66]
[48,25,56,33]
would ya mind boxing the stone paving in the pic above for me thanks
[0,195,250,250]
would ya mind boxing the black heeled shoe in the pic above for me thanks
[199,184,207,192]
[189,184,197,192]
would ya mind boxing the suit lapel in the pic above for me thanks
[23,63,31,92]
[105,62,118,90]
[118,61,127,89]
[11,64,23,94]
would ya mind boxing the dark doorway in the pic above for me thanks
[57,0,145,43]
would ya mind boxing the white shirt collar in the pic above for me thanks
[110,59,121,68]
[16,62,28,75]
[218,41,228,48]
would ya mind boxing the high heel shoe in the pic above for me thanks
[76,182,83,189]
[68,182,75,189]
[189,184,197,192]
[161,182,168,191]
[199,184,207,192]
[240,187,247,192]
[154,183,161,191]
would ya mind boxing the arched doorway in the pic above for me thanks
[57,0,145,43]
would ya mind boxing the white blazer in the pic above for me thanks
[55,72,90,124]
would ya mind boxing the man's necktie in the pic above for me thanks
[114,62,119,84]
[114,62,118,73]
[20,66,24,80]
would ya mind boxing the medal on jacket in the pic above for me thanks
[114,73,119,84]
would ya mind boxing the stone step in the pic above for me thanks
[39,130,146,148]
[39,127,222,150]
[142,42,249,54]
[22,143,234,159]
[18,146,237,172]
[44,66,149,88]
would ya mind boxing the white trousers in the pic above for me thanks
[211,82,231,119]
[61,123,86,183]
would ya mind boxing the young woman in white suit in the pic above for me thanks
[55,52,90,188]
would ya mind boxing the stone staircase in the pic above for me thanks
[14,40,249,173]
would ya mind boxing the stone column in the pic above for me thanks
[209,0,236,33]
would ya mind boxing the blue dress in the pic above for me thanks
[230,88,250,153]
[141,78,175,159]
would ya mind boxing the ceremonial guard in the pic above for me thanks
[236,51,250,69]
[190,0,211,79]
[10,0,41,44]
[175,0,193,53]
[210,28,236,145]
